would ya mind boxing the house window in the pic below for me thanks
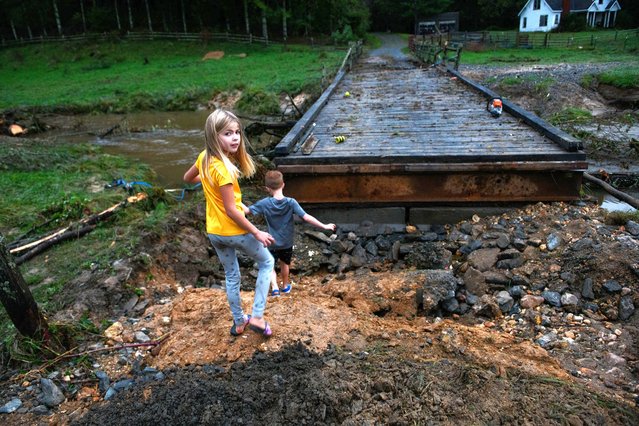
[533,0,541,10]
[555,15,559,25]
[598,0,603,4]
[540,15,548,27]
[523,17,527,28]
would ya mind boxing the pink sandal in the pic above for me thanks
[230,314,251,336]
[248,320,272,337]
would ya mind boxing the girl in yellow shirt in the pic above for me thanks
[184,109,275,337]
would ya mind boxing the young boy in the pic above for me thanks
[244,170,336,296]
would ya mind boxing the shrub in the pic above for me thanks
[235,89,280,115]
[332,25,356,45]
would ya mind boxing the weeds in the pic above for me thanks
[603,210,639,226]
[549,107,592,126]
[235,88,281,115]
[595,66,639,89]
[496,75,554,96]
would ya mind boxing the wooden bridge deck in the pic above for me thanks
[272,56,587,205]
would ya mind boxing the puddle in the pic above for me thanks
[586,186,638,213]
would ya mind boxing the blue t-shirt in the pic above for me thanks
[249,197,306,250]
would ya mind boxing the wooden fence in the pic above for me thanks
[1,31,278,48]
[409,36,462,69]
[414,28,638,50]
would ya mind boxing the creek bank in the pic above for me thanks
[1,199,638,424]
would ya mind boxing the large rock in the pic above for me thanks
[467,248,500,272]
[462,267,488,296]
[406,242,451,269]
[418,270,462,313]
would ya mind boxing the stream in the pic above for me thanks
[44,110,214,188]
[38,111,638,213]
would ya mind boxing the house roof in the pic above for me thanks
[606,1,621,11]
[545,0,593,12]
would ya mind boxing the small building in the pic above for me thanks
[518,0,621,32]
[417,12,460,35]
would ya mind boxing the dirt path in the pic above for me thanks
[368,32,411,61]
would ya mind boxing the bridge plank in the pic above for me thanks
[271,54,586,204]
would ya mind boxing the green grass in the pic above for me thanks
[0,40,346,113]
[460,47,639,65]
[0,139,175,348]
[549,107,592,125]
[0,141,153,237]
[0,140,155,298]
[364,33,382,49]
[595,66,639,89]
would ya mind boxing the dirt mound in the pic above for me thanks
[202,51,224,60]
[69,343,634,426]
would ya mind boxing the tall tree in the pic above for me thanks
[0,238,49,340]
[181,0,187,32]
[80,0,87,33]
[477,0,525,30]
[114,0,122,31]
[244,0,251,34]
[52,0,63,34]
[255,0,269,42]
[371,0,452,33]
[127,0,134,29]
[144,0,153,31]
[9,19,18,40]
[282,0,288,41]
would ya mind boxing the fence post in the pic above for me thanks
[544,33,549,48]
[590,34,594,46]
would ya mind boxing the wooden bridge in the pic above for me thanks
[272,46,587,209]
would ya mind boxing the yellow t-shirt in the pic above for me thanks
[196,151,246,236]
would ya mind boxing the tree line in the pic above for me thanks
[2,1,636,44]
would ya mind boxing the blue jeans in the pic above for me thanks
[208,233,274,325]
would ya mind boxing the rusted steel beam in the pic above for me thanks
[279,171,583,204]
[277,161,588,174]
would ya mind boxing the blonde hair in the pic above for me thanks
[264,170,284,190]
[201,109,256,186]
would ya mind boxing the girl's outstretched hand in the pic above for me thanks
[254,230,275,247]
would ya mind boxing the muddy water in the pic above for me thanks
[42,111,638,213]
[46,110,215,187]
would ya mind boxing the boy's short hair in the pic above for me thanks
[265,170,284,190]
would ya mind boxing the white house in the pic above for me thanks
[518,0,621,32]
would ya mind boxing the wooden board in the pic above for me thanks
[272,56,587,204]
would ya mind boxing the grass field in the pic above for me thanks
[460,46,639,65]
[0,40,346,113]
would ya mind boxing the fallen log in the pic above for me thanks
[10,193,147,263]
[583,172,639,210]
[15,224,96,265]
